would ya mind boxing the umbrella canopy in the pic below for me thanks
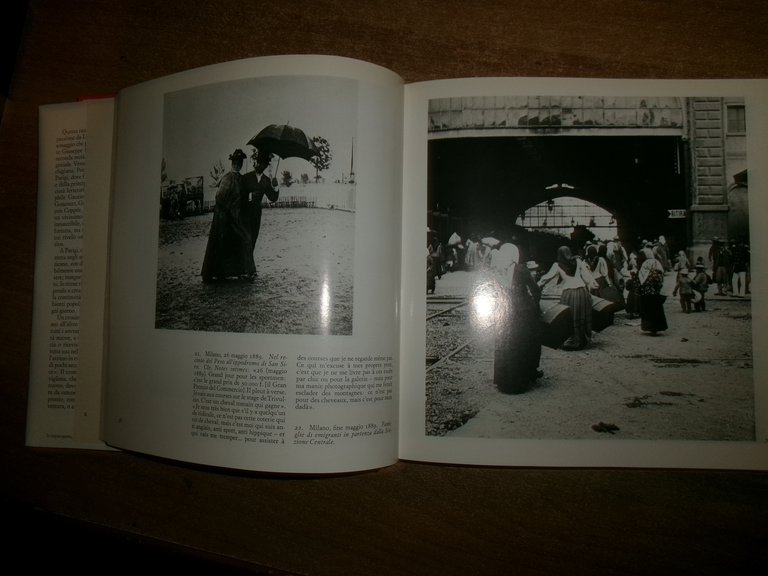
[247,124,319,161]
[481,236,500,247]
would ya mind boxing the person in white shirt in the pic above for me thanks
[538,245,597,350]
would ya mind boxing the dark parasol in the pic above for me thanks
[247,124,319,161]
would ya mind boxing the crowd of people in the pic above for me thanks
[707,236,751,298]
[427,230,751,395]
[201,147,280,283]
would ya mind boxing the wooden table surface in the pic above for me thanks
[3,1,767,574]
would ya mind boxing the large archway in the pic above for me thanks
[516,196,618,240]
[427,135,689,258]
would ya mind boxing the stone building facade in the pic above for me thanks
[428,95,749,261]
[688,97,748,260]
[429,96,749,256]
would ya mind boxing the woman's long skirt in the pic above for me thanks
[559,286,592,350]
[201,207,255,281]
[625,282,640,317]
[639,293,668,333]
[493,302,541,394]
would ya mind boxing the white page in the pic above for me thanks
[103,56,404,473]
[400,77,768,469]
[27,98,115,448]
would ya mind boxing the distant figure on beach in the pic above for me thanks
[201,149,255,282]
[241,148,280,266]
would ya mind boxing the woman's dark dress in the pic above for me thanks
[624,271,641,318]
[201,171,255,281]
[493,264,542,394]
[639,261,668,333]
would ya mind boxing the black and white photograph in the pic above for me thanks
[154,75,359,335]
[425,95,754,441]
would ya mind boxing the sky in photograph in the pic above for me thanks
[162,75,358,186]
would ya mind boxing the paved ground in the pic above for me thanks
[155,207,354,335]
[426,268,755,441]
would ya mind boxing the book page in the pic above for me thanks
[399,77,768,469]
[27,99,115,448]
[102,56,404,473]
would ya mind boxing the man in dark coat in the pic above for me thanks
[241,148,280,262]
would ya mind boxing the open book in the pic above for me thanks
[27,55,768,473]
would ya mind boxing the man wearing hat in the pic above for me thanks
[241,147,280,260]
[526,260,541,283]
[708,236,729,295]
[730,239,750,297]
[672,267,694,313]
[201,149,255,282]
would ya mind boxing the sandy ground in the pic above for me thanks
[155,207,354,335]
[426,269,755,441]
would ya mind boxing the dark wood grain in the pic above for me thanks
[3,1,768,574]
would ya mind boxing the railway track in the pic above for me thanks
[425,294,570,373]
[425,296,487,373]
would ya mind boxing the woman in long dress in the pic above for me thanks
[638,247,668,333]
[492,243,542,394]
[624,266,641,319]
[201,149,255,282]
[589,243,615,293]
[538,245,597,350]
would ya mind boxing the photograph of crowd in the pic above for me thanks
[425,94,754,441]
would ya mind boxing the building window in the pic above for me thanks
[727,105,746,134]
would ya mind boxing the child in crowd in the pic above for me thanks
[692,263,709,312]
[672,268,694,313]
